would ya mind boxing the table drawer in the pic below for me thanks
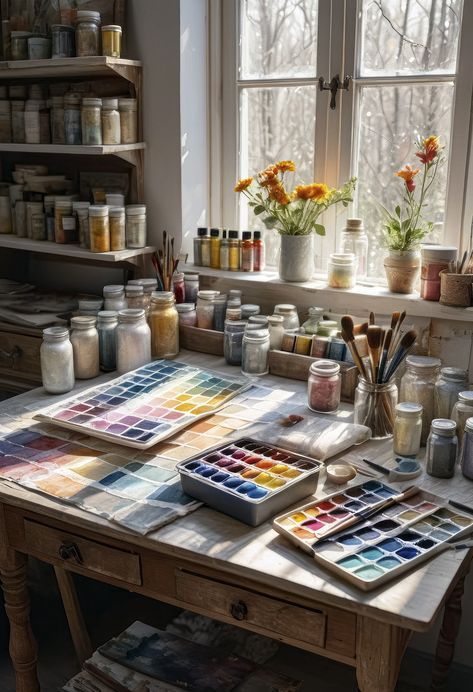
[0,329,42,380]
[24,520,142,586]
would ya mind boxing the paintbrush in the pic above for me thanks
[366,325,383,382]
[449,499,473,515]
[369,311,375,325]
[377,328,392,383]
[389,310,406,359]
[314,485,420,546]
[353,321,368,336]
[387,311,400,358]
[459,249,468,274]
[341,316,369,380]
[383,329,417,382]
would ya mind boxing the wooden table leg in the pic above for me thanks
[431,573,467,691]
[356,616,410,692]
[54,566,93,665]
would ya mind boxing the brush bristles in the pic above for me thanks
[367,325,383,349]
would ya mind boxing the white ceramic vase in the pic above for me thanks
[279,234,314,282]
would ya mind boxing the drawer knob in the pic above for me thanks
[230,600,248,621]
[0,345,22,366]
[58,542,83,564]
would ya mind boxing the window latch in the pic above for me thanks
[318,74,351,110]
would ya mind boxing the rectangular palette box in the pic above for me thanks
[177,437,322,526]
[273,480,473,591]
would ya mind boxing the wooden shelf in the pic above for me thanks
[0,56,142,86]
[0,142,145,158]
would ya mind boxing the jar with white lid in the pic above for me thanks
[308,360,341,413]
[339,219,368,280]
[97,310,118,372]
[228,289,242,304]
[40,326,74,394]
[196,290,219,328]
[426,419,458,478]
[172,271,186,304]
[118,97,138,143]
[102,25,122,57]
[184,273,199,303]
[267,314,285,350]
[50,95,65,144]
[89,205,110,252]
[101,97,120,145]
[0,100,11,143]
[73,201,90,248]
[213,295,228,331]
[301,306,324,334]
[226,306,242,321]
[451,391,473,444]
[241,304,261,320]
[241,329,270,376]
[435,367,468,419]
[109,206,125,250]
[11,100,25,143]
[70,316,100,380]
[125,204,146,248]
[103,284,127,311]
[176,303,197,326]
[393,402,423,457]
[116,309,151,374]
[125,284,146,310]
[421,245,457,301]
[75,10,101,57]
[274,304,299,330]
[81,97,102,145]
[400,355,442,445]
[149,292,179,358]
[327,253,357,289]
[106,193,125,207]
[64,92,82,145]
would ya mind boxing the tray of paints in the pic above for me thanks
[36,360,251,450]
[273,479,473,591]
[177,437,322,526]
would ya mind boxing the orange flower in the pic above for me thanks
[258,164,279,187]
[276,160,296,173]
[234,177,253,192]
[293,183,331,202]
[415,135,440,165]
[269,182,291,205]
[395,164,419,193]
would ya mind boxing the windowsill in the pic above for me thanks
[181,263,473,322]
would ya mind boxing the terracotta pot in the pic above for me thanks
[384,250,420,294]
[279,234,314,282]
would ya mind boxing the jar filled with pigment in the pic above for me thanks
[308,360,341,413]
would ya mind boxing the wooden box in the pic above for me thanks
[179,325,224,356]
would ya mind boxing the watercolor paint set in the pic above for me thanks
[273,480,473,591]
[36,360,251,450]
[177,437,322,526]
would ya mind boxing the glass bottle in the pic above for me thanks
[400,355,442,445]
[118,98,138,144]
[224,320,246,365]
[81,97,102,145]
[213,295,228,331]
[228,230,240,271]
[241,329,270,376]
[210,228,221,269]
[125,205,147,248]
[354,378,398,439]
[267,314,285,350]
[301,306,324,334]
[434,367,468,419]
[253,230,265,271]
[459,417,473,480]
[70,316,100,380]
[103,285,127,311]
[241,231,254,271]
[97,310,118,372]
[125,284,146,310]
[339,218,368,280]
[451,391,473,444]
[172,271,186,304]
[184,273,199,303]
[51,24,75,58]
[102,24,122,57]
[149,292,179,359]
[327,253,357,289]
[54,199,72,244]
[109,206,126,250]
[176,303,197,326]
[220,230,229,270]
[196,290,218,328]
[393,402,423,457]
[64,92,82,145]
[274,304,299,330]
[101,97,121,145]
[75,10,101,57]
[73,201,91,248]
[116,308,151,374]
[193,227,208,266]
[89,205,110,252]
[201,230,211,267]
[426,419,458,479]
[308,360,341,413]
[40,326,74,394]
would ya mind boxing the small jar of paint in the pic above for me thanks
[75,10,101,57]
[308,360,341,413]
[149,291,179,359]
[116,308,151,374]
[426,419,458,478]
[184,273,199,303]
[226,306,242,321]
[125,204,147,248]
[452,391,473,445]
[400,355,442,446]
[267,314,285,350]
[241,231,254,271]
[81,97,102,145]
[102,24,122,57]
[97,310,118,371]
[40,326,74,394]
[51,25,75,58]
[70,316,100,380]
[241,304,260,320]
[241,329,270,377]
[196,290,219,329]
[327,253,357,289]
[172,271,186,304]
[393,402,423,457]
[274,304,299,330]
[103,285,127,311]
[434,367,468,419]
[224,320,246,365]
[213,295,228,331]
[459,417,473,481]
[301,306,324,334]
[316,320,339,337]
[176,303,197,326]
[125,284,147,310]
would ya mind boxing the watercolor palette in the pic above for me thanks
[177,438,322,526]
[36,360,251,450]
[273,480,473,590]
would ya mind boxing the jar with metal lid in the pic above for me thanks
[0,100,11,143]
[54,199,72,243]
[240,304,260,320]
[125,204,146,248]
[50,95,65,144]
[11,31,30,60]
[274,304,299,330]
[172,271,186,304]
[89,205,109,252]
[0,197,11,234]
[101,97,120,145]
[460,417,473,480]
[97,310,118,372]
[241,329,270,376]
[73,201,90,248]
[70,315,100,380]
[11,100,25,143]
[127,278,157,317]
[102,24,122,57]
[149,292,179,359]
[393,402,423,457]
[224,320,246,365]
[125,284,146,310]
[75,10,101,57]
[267,314,285,350]
[400,355,442,445]
[451,391,473,444]
[176,303,197,326]
[421,245,457,301]
[109,206,125,250]
[435,367,468,419]
[308,360,341,413]
[228,289,242,304]
[81,97,102,145]
[301,306,324,334]
[40,326,75,394]
[328,252,357,289]
[103,285,127,311]
[116,309,151,374]
[426,419,458,478]
[64,92,82,144]
[316,320,339,337]
[196,290,218,328]
[184,273,199,303]
[118,97,138,143]
[339,219,368,280]
[354,378,398,439]
[51,25,75,58]
[28,36,51,59]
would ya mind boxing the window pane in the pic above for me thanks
[239,86,316,264]
[240,0,318,79]
[359,0,463,76]
[355,83,454,278]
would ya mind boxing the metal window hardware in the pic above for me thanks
[318,74,351,110]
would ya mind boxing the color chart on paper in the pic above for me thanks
[274,480,473,591]
[36,360,251,450]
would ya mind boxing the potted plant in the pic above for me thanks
[234,161,356,282]
[382,135,444,294]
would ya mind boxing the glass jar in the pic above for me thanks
[460,417,473,480]
[70,316,100,380]
[228,230,241,270]
[64,92,82,145]
[149,292,179,358]
[400,355,442,445]
[201,233,211,267]
[172,271,186,304]
[0,100,11,143]
[128,278,157,318]
[316,320,339,337]
[393,402,423,457]
[193,227,207,265]
[228,289,242,304]
[103,284,127,311]
[73,201,90,248]
[125,284,146,310]
[28,36,51,59]
[421,245,457,302]
[434,367,468,419]
[11,31,30,60]
[116,309,151,374]
[451,391,473,444]
[89,205,110,252]
[241,231,254,271]
[40,326,74,394]
[109,206,125,250]
[11,100,25,143]
[426,419,458,479]
[339,219,368,280]
[267,314,285,350]
[54,199,72,244]
[176,303,197,326]
[75,10,101,57]
[196,290,218,328]
[118,98,138,144]
[308,360,341,413]
[184,273,199,303]
[241,329,270,376]
[224,320,246,365]
[31,213,46,240]
[81,97,102,145]
[301,306,324,334]
[97,310,118,372]
[213,295,228,331]
[220,230,229,270]
[210,228,221,269]
[226,306,242,321]
[241,304,261,320]
[125,205,147,248]
[50,95,65,144]
[274,304,299,330]
[253,230,265,271]
[327,253,357,289]
[101,97,121,145]
[102,24,122,57]
[354,378,398,439]
[51,25,75,58]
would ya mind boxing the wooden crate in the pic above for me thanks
[179,325,224,356]
[269,350,358,403]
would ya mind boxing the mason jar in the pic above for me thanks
[393,402,423,457]
[40,326,74,394]
[70,316,100,380]
[426,419,458,479]
[116,308,151,374]
[224,320,246,365]
[103,284,127,311]
[451,391,473,445]
[101,97,120,145]
[354,377,398,439]
[308,360,341,413]
[81,97,102,145]
[125,284,147,310]
[184,273,199,304]
[400,355,441,445]
[241,304,261,320]
[267,314,285,350]
[241,329,270,377]
[97,310,118,372]
[176,303,197,326]
[434,367,468,419]
[125,205,147,248]
[149,291,179,359]
[460,417,473,481]
[274,304,299,330]
[196,290,219,329]
[301,306,324,334]
[75,10,101,57]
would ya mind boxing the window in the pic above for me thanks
[214,0,473,278]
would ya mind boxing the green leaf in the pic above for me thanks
[253,205,265,215]
[262,216,278,229]
[395,205,401,217]
[314,224,325,236]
